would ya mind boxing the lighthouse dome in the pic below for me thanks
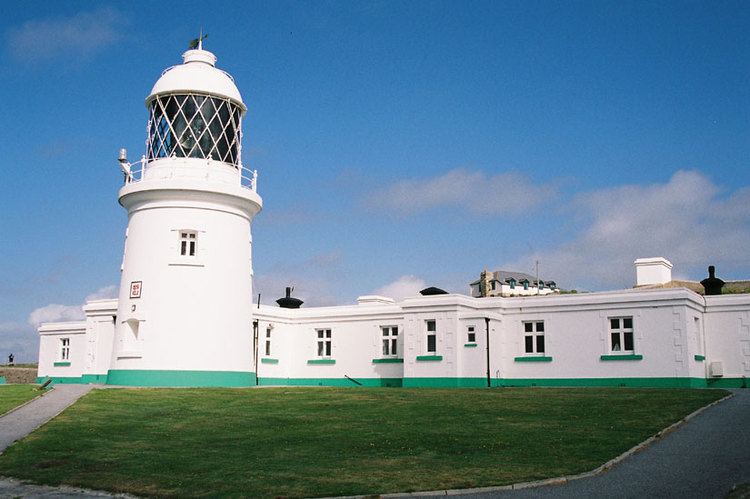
[144,48,246,167]
[148,49,245,109]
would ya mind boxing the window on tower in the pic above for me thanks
[146,94,243,166]
[179,231,197,257]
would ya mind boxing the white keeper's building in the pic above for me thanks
[35,47,750,389]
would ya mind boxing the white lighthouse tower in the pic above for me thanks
[109,44,262,386]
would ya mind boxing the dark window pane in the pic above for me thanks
[611,333,621,351]
[468,332,476,342]
[427,320,436,332]
[325,342,331,356]
[623,317,633,329]
[525,336,534,353]
[624,332,634,351]
[393,327,398,335]
[536,322,544,332]
[265,341,270,356]
[317,331,323,338]
[382,339,389,356]
[536,335,545,353]
[180,241,187,255]
[524,322,533,333]
[317,341,324,356]
[391,339,397,355]
[427,334,436,353]
[610,318,620,330]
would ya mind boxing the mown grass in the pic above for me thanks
[0,387,726,497]
[0,385,40,416]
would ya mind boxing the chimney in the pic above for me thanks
[700,265,725,296]
[276,287,304,309]
[634,257,673,286]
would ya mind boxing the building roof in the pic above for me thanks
[470,270,555,286]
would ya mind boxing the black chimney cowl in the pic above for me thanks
[700,265,725,296]
[420,286,448,296]
[276,287,304,309]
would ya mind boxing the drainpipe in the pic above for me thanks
[485,317,491,388]
[252,319,259,386]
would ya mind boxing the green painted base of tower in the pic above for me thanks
[106,370,256,387]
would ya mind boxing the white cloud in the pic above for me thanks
[27,304,84,328]
[502,170,750,290]
[367,168,557,216]
[373,275,426,301]
[85,285,118,301]
[6,7,124,62]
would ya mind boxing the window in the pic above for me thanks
[521,279,529,290]
[317,329,332,358]
[265,327,272,356]
[382,326,398,357]
[523,321,545,354]
[426,320,436,353]
[507,278,516,289]
[609,317,634,352]
[491,281,496,291]
[467,325,476,343]
[60,338,70,360]
[179,231,197,257]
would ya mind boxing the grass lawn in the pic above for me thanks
[0,385,40,416]
[0,387,726,497]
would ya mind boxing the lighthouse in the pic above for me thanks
[108,44,262,386]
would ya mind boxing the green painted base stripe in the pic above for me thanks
[514,356,553,362]
[81,374,108,384]
[491,377,710,388]
[372,358,403,363]
[464,343,478,347]
[261,358,279,364]
[53,362,71,367]
[403,377,487,388]
[706,377,748,388]
[0,376,6,384]
[415,355,443,361]
[694,355,706,361]
[307,359,336,365]
[600,354,643,361]
[106,370,256,387]
[258,377,403,387]
[35,376,86,385]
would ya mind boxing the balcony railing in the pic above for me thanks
[122,156,257,192]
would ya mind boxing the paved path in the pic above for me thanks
[433,389,750,499]
[0,384,93,454]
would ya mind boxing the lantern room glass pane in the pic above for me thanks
[146,93,242,167]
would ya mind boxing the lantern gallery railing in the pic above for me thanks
[117,152,258,192]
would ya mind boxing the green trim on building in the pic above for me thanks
[372,358,404,363]
[403,377,487,388]
[492,377,709,388]
[706,377,748,389]
[694,355,706,361]
[81,374,108,384]
[307,359,336,365]
[415,355,443,361]
[258,377,403,387]
[0,376,6,384]
[53,361,71,367]
[464,343,478,348]
[35,376,86,385]
[600,354,643,361]
[514,356,553,362]
[106,370,256,387]
[261,358,279,364]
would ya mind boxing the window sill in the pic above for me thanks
[117,352,142,360]
[694,355,706,361]
[372,358,403,364]
[464,343,478,348]
[600,354,643,361]
[514,356,552,362]
[416,355,443,361]
[307,359,336,365]
[261,358,279,364]
[168,261,205,267]
[53,361,71,367]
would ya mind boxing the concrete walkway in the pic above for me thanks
[431,389,750,498]
[0,384,93,454]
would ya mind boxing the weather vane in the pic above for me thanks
[189,29,208,50]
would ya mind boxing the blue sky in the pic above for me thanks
[1,1,749,361]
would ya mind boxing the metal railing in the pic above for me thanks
[120,155,257,192]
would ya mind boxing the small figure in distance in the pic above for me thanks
[8,353,13,366]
